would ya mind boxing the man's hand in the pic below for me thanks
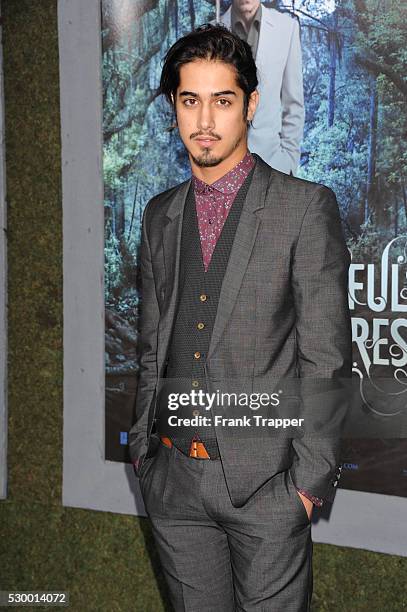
[296,490,314,520]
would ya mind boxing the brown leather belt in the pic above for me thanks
[160,435,211,459]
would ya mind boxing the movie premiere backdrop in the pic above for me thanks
[102,0,407,498]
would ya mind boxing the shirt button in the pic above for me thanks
[192,409,200,417]
[192,380,199,387]
[194,351,201,359]
[200,294,207,302]
[197,322,205,330]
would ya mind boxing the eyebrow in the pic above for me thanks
[178,90,237,98]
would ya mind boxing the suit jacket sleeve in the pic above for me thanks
[280,19,305,175]
[290,185,352,501]
[128,199,159,471]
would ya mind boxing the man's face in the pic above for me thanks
[233,0,260,17]
[174,59,257,169]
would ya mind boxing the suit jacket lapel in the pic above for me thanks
[256,7,275,66]
[206,154,271,360]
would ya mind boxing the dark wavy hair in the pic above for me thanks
[159,23,258,123]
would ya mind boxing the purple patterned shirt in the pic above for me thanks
[192,151,255,272]
[191,151,324,508]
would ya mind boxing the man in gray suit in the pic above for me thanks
[129,24,351,611]
[216,1,305,175]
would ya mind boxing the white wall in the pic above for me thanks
[59,0,145,516]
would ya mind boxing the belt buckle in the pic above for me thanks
[189,439,210,459]
[190,439,199,458]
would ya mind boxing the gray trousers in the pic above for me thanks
[139,441,313,612]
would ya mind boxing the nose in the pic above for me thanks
[197,101,215,132]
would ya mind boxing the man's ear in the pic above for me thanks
[247,89,259,122]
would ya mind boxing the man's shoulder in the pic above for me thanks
[276,168,333,198]
[261,6,298,30]
[263,164,340,233]
[215,5,231,26]
[257,154,333,205]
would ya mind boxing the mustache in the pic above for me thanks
[190,132,221,140]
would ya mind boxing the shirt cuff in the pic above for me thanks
[296,488,324,507]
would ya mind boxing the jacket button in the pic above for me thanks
[194,351,201,359]
[192,380,199,387]
[200,294,208,302]
[197,322,205,330]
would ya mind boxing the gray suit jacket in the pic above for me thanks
[216,6,305,175]
[129,153,352,507]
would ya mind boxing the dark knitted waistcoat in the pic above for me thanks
[157,166,255,458]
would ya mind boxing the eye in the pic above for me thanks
[217,98,231,106]
[183,98,197,106]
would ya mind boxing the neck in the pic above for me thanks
[190,144,249,184]
[235,3,259,29]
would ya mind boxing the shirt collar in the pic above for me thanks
[231,2,262,34]
[192,151,255,195]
